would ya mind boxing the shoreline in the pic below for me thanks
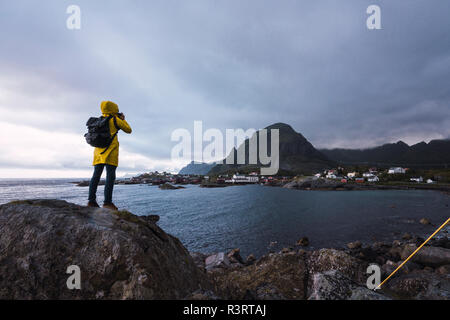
[72,178,450,193]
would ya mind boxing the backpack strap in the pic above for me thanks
[100,116,121,155]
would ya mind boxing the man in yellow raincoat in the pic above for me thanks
[88,101,132,210]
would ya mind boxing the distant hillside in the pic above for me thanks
[178,161,215,175]
[209,123,334,175]
[320,140,450,167]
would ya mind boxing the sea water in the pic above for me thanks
[0,179,448,257]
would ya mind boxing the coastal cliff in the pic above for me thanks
[0,200,448,300]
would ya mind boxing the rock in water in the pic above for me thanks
[159,183,185,190]
[347,241,362,249]
[227,248,245,264]
[0,200,210,299]
[296,237,309,247]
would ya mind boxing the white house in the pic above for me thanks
[388,167,406,174]
[363,172,374,178]
[347,172,357,178]
[314,173,322,178]
[247,175,259,183]
[410,176,423,183]
[231,174,259,183]
[326,174,337,179]
[368,176,379,182]
[427,179,435,184]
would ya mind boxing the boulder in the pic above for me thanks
[307,249,368,285]
[227,248,245,265]
[245,254,256,265]
[0,200,210,299]
[213,252,307,300]
[392,240,402,247]
[402,233,412,240]
[142,214,160,223]
[296,237,309,247]
[401,244,450,267]
[347,241,362,249]
[205,252,230,271]
[385,272,450,300]
[190,252,208,271]
[308,270,389,300]
[419,218,431,225]
[436,265,450,275]
[281,247,292,254]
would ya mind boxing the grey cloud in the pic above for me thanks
[0,0,449,172]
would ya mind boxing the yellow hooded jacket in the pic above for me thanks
[93,101,132,167]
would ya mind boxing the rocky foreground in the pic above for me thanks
[0,200,448,300]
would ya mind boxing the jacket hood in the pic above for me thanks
[100,101,119,115]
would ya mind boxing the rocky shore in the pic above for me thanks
[283,177,450,192]
[197,234,450,300]
[0,200,448,300]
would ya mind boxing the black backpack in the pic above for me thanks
[84,116,120,154]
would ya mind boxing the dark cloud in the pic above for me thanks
[0,0,449,174]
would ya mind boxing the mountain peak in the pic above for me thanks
[395,140,409,147]
[265,123,295,132]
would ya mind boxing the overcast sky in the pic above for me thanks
[0,0,449,178]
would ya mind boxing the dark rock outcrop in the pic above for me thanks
[385,272,450,299]
[159,183,185,190]
[296,237,309,247]
[212,252,308,300]
[400,244,450,267]
[0,200,210,299]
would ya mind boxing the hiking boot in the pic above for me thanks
[103,203,118,211]
[87,201,100,208]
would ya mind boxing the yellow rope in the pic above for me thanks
[377,217,450,289]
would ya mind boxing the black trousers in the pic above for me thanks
[88,164,117,204]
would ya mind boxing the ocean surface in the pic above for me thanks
[0,179,449,257]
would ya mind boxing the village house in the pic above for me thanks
[368,176,379,182]
[388,167,406,174]
[231,173,259,184]
[410,176,423,183]
[347,172,357,178]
